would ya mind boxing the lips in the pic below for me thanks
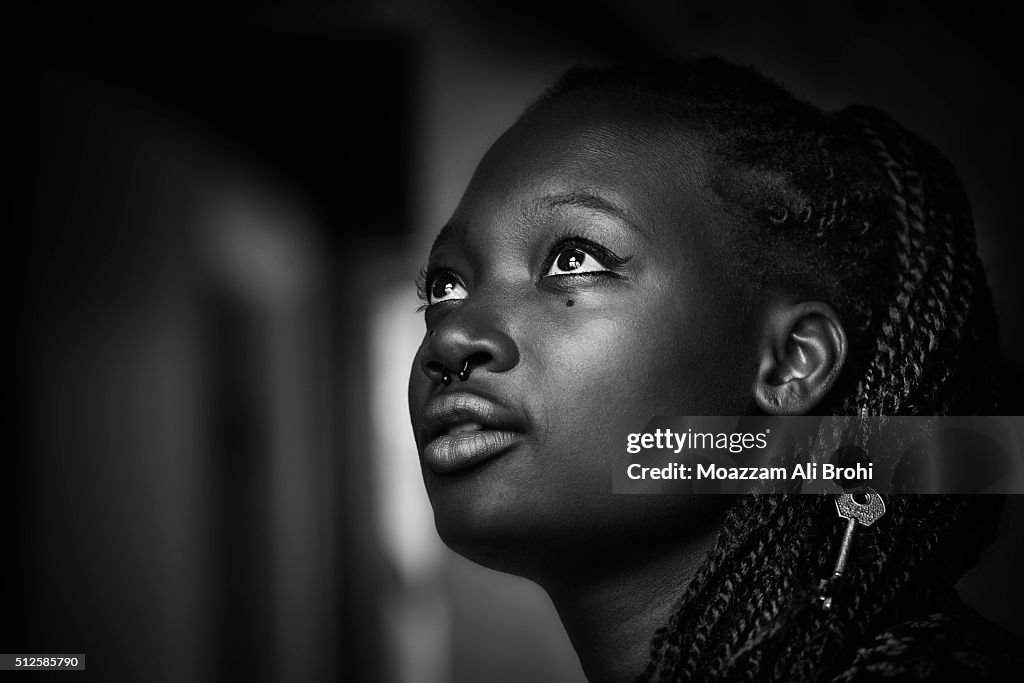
[419,392,527,474]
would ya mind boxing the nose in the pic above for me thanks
[419,302,520,385]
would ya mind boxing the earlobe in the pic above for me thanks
[753,302,847,415]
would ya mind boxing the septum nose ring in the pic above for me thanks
[441,360,472,385]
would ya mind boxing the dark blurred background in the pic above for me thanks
[5,1,1023,681]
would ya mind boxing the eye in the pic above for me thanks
[545,247,613,276]
[426,269,468,305]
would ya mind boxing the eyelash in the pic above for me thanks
[415,264,451,312]
[540,235,631,275]
[415,235,631,310]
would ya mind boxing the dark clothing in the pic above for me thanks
[832,597,1023,681]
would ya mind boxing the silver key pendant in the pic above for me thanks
[818,487,886,609]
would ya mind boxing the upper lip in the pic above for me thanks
[419,391,528,446]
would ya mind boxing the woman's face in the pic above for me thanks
[408,92,761,575]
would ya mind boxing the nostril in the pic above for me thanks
[425,359,453,385]
[456,352,492,382]
[423,352,492,386]
[465,351,491,369]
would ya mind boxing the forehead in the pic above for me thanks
[445,91,719,245]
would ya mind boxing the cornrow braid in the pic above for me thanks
[533,59,1003,681]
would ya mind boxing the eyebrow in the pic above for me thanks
[429,190,648,255]
[429,219,467,254]
[539,191,649,237]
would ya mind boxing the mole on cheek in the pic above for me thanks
[566,299,575,307]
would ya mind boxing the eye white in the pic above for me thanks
[545,248,611,276]
[429,273,468,304]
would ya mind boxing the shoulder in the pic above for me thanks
[830,605,1024,682]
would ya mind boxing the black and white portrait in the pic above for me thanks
[6,2,1023,681]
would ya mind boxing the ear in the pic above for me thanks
[753,301,847,415]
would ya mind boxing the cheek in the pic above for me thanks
[524,312,694,477]
[540,314,664,392]
[534,296,738,421]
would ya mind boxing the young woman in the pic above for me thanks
[407,59,1019,681]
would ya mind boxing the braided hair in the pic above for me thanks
[531,60,1004,681]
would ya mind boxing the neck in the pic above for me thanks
[542,526,720,683]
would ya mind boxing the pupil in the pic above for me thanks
[558,249,585,271]
[431,277,456,300]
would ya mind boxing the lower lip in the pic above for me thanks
[422,430,521,474]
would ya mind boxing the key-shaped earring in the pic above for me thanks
[818,487,885,609]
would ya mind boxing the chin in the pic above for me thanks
[431,502,545,577]
[425,473,567,579]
